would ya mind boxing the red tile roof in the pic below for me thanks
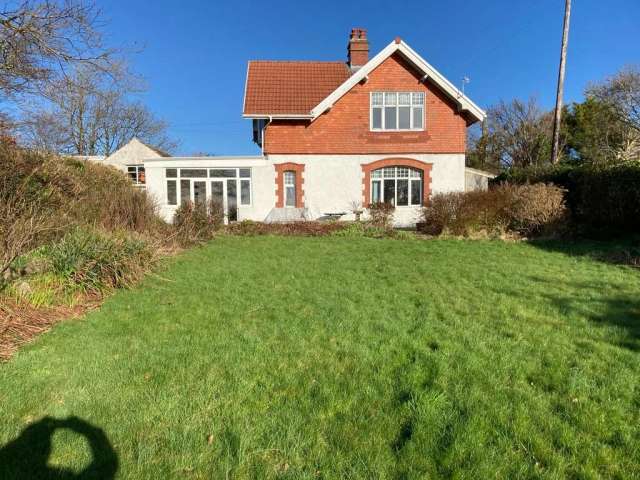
[243,61,350,116]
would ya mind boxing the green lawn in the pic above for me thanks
[1,237,639,479]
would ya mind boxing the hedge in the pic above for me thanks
[493,162,640,235]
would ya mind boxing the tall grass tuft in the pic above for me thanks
[46,227,154,293]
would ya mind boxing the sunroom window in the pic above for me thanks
[165,167,252,208]
[371,92,424,131]
[371,166,422,206]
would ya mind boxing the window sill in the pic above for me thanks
[370,129,425,133]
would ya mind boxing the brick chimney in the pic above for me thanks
[348,28,369,71]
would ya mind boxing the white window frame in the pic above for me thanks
[283,170,296,208]
[127,164,146,185]
[370,166,423,207]
[164,167,252,208]
[370,91,425,132]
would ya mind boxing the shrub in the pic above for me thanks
[368,202,394,229]
[172,201,219,246]
[505,183,567,235]
[45,227,154,293]
[422,183,567,238]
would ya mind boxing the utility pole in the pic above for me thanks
[551,0,572,164]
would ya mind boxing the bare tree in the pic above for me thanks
[468,98,556,169]
[22,65,176,155]
[0,0,115,98]
[588,66,640,133]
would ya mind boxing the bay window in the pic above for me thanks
[371,92,424,131]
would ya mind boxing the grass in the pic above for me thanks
[1,236,639,479]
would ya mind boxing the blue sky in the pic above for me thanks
[98,0,639,155]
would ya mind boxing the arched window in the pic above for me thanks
[371,166,423,206]
[284,170,297,207]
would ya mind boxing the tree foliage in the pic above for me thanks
[469,66,640,171]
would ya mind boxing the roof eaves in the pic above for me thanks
[242,113,314,119]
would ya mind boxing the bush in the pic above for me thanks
[368,202,394,229]
[172,201,218,246]
[494,161,640,235]
[422,183,567,237]
[0,143,164,281]
[504,183,567,235]
[45,227,154,293]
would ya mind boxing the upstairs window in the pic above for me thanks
[127,165,145,185]
[371,92,424,131]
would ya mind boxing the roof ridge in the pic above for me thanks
[248,60,346,64]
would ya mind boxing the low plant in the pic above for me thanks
[368,202,394,229]
[45,227,154,293]
[226,220,348,237]
[330,222,412,239]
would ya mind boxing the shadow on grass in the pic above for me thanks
[501,274,640,352]
[528,237,640,269]
[0,416,118,479]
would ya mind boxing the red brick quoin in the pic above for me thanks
[275,162,305,208]
[361,158,433,206]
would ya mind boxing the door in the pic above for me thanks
[210,179,239,223]
[226,179,238,222]
[210,180,226,222]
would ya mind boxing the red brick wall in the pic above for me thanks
[264,53,468,155]
[274,163,305,208]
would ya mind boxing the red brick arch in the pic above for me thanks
[361,158,433,206]
[275,162,305,208]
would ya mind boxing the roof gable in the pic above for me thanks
[311,39,485,123]
[243,61,350,117]
[106,138,170,163]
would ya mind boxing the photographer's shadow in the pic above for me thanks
[0,416,118,479]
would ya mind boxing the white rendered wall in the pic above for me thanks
[145,153,465,226]
[269,153,465,227]
[144,157,274,223]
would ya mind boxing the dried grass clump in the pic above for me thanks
[0,298,98,361]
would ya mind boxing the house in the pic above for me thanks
[465,167,497,191]
[73,138,171,186]
[143,29,486,225]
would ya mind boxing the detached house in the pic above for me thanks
[144,29,486,225]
